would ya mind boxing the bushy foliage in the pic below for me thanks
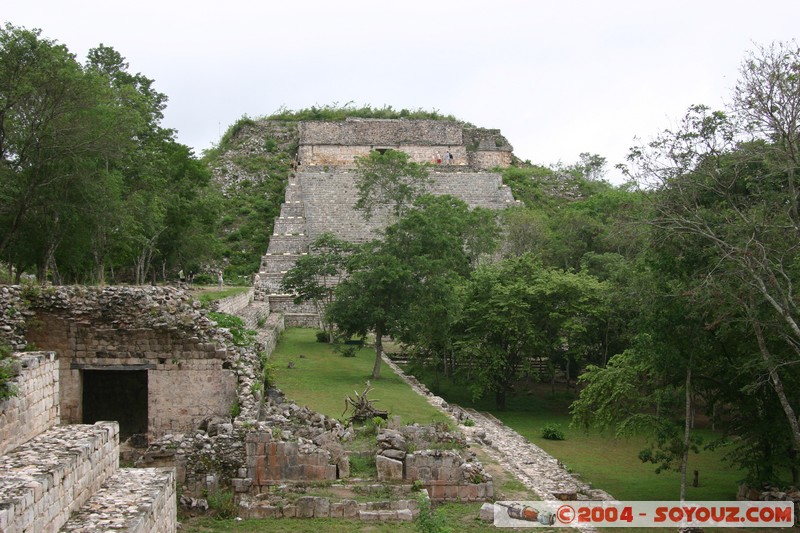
[208,312,256,347]
[0,344,19,401]
[541,423,566,441]
[267,103,458,122]
[415,493,451,533]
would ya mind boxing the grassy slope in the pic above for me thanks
[269,328,449,426]
[405,365,744,502]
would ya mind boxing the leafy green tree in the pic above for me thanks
[624,108,800,454]
[0,26,219,283]
[387,195,499,375]
[0,24,138,266]
[456,254,609,409]
[612,40,800,484]
[327,195,499,379]
[326,241,411,379]
[353,150,430,219]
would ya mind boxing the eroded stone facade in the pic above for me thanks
[297,118,512,169]
[0,286,238,441]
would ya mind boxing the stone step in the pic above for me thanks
[0,422,119,533]
[59,467,176,533]
[235,302,271,330]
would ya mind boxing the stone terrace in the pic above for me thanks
[0,351,176,533]
[256,166,518,324]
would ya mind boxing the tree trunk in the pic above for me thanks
[752,317,800,454]
[372,325,383,379]
[680,362,692,502]
[495,388,507,410]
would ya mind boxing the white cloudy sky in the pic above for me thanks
[5,1,800,182]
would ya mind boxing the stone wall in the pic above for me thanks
[0,421,119,533]
[60,467,177,533]
[245,430,338,486]
[467,149,514,168]
[0,286,239,441]
[300,119,463,146]
[299,145,470,168]
[0,351,60,456]
[296,119,511,170]
[211,288,255,316]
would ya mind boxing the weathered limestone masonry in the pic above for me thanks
[0,285,237,441]
[297,118,512,168]
[0,350,177,532]
[375,427,493,502]
[255,118,519,323]
[0,352,59,456]
[210,287,257,316]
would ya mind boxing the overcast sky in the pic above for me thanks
[5,1,800,182]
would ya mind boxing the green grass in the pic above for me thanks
[403,365,746,501]
[194,286,251,306]
[270,328,450,426]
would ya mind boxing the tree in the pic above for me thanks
[0,26,217,283]
[281,232,354,341]
[327,195,499,379]
[456,254,609,409]
[619,40,800,472]
[326,242,411,379]
[0,24,138,264]
[353,150,430,219]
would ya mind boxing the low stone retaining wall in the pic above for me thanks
[239,494,418,521]
[0,351,59,456]
[60,467,176,533]
[212,288,255,316]
[0,422,119,533]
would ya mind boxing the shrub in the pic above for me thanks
[415,492,451,533]
[0,345,19,401]
[208,312,256,347]
[315,330,329,343]
[207,489,237,518]
[229,399,241,419]
[541,423,566,441]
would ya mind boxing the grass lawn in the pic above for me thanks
[269,328,450,426]
[404,365,746,502]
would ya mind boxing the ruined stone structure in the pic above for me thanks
[297,118,512,169]
[2,286,240,441]
[255,118,519,325]
[0,116,518,523]
[0,351,176,532]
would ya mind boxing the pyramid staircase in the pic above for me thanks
[0,352,176,533]
[256,166,519,325]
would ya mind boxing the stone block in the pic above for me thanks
[341,499,358,518]
[397,509,414,521]
[337,456,350,479]
[479,503,495,521]
[382,449,406,460]
[281,504,297,518]
[359,511,379,521]
[313,497,330,517]
[231,478,252,493]
[296,496,316,518]
[458,484,479,501]
[376,455,403,482]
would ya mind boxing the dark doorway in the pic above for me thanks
[375,148,393,155]
[82,370,148,439]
